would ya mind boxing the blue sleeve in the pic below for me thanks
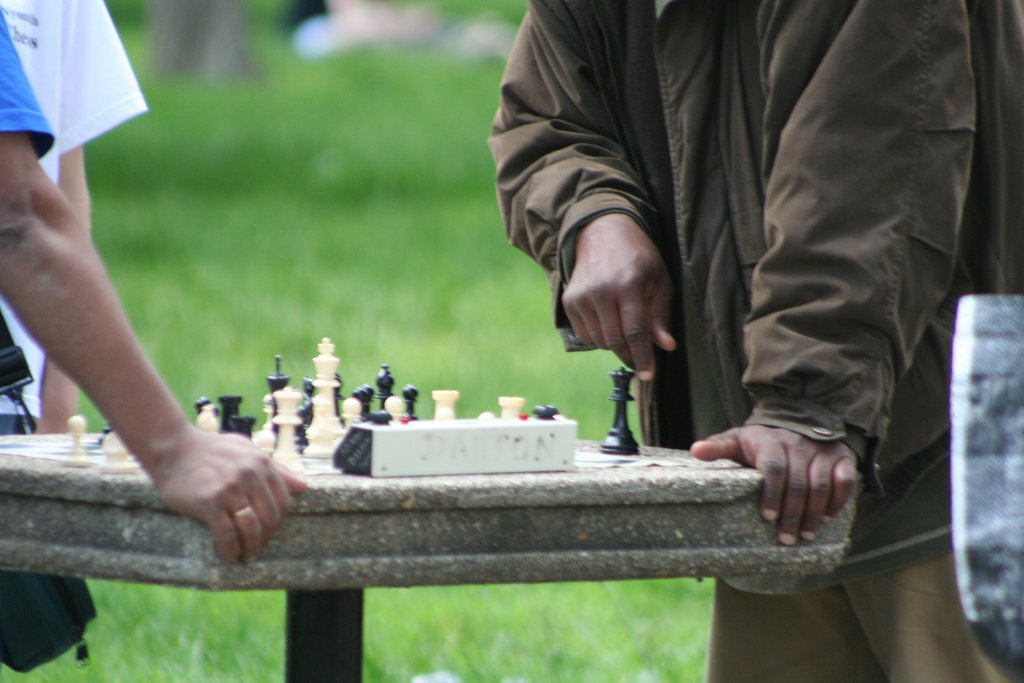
[0,13,52,157]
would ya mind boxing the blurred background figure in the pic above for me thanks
[287,0,516,61]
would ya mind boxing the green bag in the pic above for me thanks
[0,571,95,672]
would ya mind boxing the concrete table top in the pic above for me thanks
[0,436,853,591]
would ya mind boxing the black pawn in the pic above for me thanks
[601,368,639,455]
[194,396,213,417]
[375,364,395,410]
[352,384,374,419]
[218,395,243,433]
[402,384,419,421]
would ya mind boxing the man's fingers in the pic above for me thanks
[754,441,790,528]
[690,430,747,465]
[230,503,264,562]
[210,509,242,562]
[825,454,858,521]
[798,454,837,541]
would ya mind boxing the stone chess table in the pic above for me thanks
[0,435,855,680]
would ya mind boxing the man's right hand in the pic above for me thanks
[144,427,308,563]
[562,214,676,380]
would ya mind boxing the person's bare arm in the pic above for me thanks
[36,146,87,434]
[0,132,306,561]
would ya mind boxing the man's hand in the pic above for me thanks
[690,425,857,545]
[562,214,676,381]
[146,427,308,562]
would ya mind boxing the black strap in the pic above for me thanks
[0,311,36,434]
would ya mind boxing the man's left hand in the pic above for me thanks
[690,425,858,545]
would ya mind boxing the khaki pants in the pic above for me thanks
[705,554,1010,682]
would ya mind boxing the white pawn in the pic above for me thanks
[384,394,405,424]
[252,395,276,455]
[272,386,305,475]
[498,396,526,420]
[101,431,137,474]
[196,403,219,434]
[64,415,91,467]
[303,396,337,459]
[432,389,459,420]
[341,396,363,431]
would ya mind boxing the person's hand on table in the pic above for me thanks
[562,213,677,381]
[145,426,307,562]
[690,425,857,545]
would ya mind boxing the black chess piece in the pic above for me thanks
[296,377,315,450]
[601,367,639,455]
[375,364,395,410]
[352,384,374,418]
[402,384,419,421]
[533,405,560,420]
[217,395,243,433]
[333,372,344,417]
[194,396,213,417]
[266,354,291,418]
[227,415,257,438]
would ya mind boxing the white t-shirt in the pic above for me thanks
[0,0,147,417]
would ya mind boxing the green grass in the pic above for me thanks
[5,1,712,680]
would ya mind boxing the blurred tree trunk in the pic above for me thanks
[149,0,257,79]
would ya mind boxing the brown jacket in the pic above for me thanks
[490,0,1024,488]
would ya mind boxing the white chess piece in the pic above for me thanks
[307,338,344,450]
[432,390,459,420]
[101,431,137,474]
[272,386,305,475]
[252,395,276,455]
[341,396,362,432]
[498,396,526,420]
[304,396,337,459]
[384,395,405,424]
[196,403,219,434]
[64,415,91,467]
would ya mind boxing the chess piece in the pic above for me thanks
[64,415,91,467]
[306,338,343,454]
[217,395,243,433]
[352,384,374,418]
[533,405,560,420]
[101,431,137,474]
[227,415,257,438]
[272,386,305,475]
[304,396,338,458]
[384,394,405,424]
[253,395,277,454]
[600,368,639,455]
[375,364,395,410]
[197,403,220,434]
[402,384,419,421]
[432,389,459,420]
[341,396,363,436]
[296,377,315,451]
[266,354,291,418]
[498,396,526,420]
[194,396,213,417]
